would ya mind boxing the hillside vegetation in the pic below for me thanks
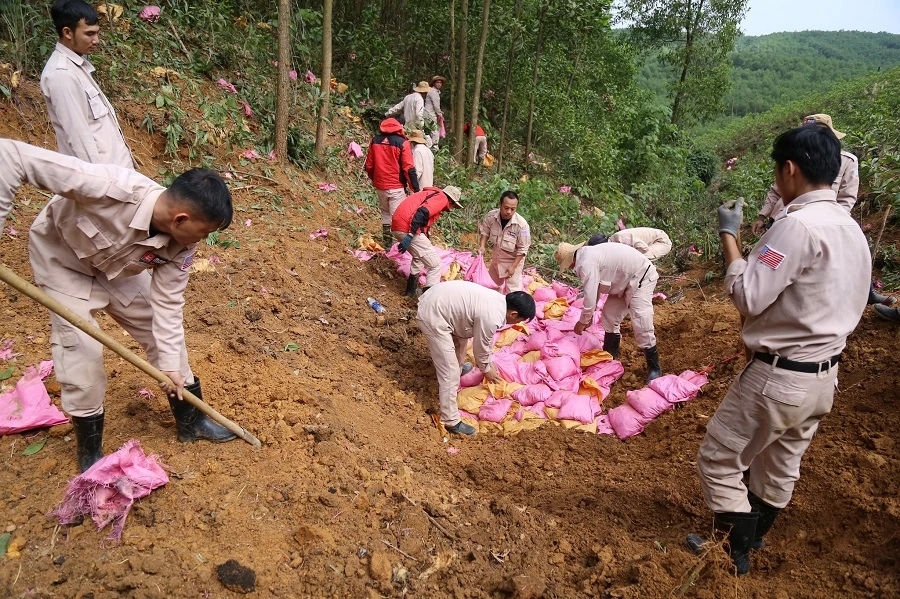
[638,31,900,117]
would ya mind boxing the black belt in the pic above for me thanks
[754,352,840,374]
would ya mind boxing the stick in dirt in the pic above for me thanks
[0,264,262,448]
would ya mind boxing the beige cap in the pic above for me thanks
[554,242,584,273]
[430,75,446,85]
[803,113,845,139]
[443,186,463,208]
[414,81,432,93]
[407,130,428,145]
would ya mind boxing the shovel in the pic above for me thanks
[0,264,261,448]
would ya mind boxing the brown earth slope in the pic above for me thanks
[0,80,897,599]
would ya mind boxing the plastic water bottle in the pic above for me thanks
[366,297,386,314]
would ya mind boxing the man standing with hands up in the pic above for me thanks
[687,124,870,576]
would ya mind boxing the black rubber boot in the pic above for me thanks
[644,345,662,382]
[868,282,895,305]
[748,491,781,550]
[603,332,621,360]
[421,286,432,294]
[405,274,418,297]
[72,413,104,473]
[167,377,237,443]
[381,225,393,250]
[715,512,758,576]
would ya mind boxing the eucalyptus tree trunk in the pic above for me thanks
[467,0,491,166]
[314,0,333,157]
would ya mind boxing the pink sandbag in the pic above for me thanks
[539,339,581,362]
[438,114,446,138]
[464,255,499,289]
[625,387,673,421]
[680,370,710,388]
[460,409,479,421]
[583,360,625,388]
[459,367,484,389]
[596,414,615,436]
[562,306,582,323]
[478,397,513,423]
[552,281,579,302]
[568,331,603,352]
[502,339,530,356]
[543,356,579,380]
[0,364,68,436]
[555,374,582,393]
[52,439,168,541]
[648,374,703,404]
[516,401,547,420]
[545,389,579,409]
[607,404,646,440]
[532,287,556,302]
[557,393,602,424]
[495,355,558,389]
[571,297,585,309]
[511,384,553,406]
[523,330,549,352]
[542,318,576,333]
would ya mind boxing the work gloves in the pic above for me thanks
[718,197,745,238]
[398,234,414,253]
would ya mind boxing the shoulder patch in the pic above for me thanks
[758,245,785,270]
[180,252,195,271]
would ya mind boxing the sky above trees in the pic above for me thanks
[741,0,900,35]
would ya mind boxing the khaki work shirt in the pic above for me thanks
[417,281,507,373]
[412,143,434,189]
[759,151,858,219]
[0,140,195,371]
[609,227,672,259]
[575,243,654,326]
[386,93,425,130]
[727,189,870,362]
[424,88,442,118]
[40,43,134,169]
[478,209,531,258]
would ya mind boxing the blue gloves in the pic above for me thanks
[398,234,414,253]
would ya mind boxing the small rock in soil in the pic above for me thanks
[368,551,392,582]
[496,574,547,599]
[216,559,256,594]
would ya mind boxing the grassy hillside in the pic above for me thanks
[638,30,900,117]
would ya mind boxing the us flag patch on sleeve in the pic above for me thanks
[758,245,785,270]
[180,253,195,271]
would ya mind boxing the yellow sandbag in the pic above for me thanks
[502,417,545,436]
[493,323,531,348]
[545,407,560,420]
[479,421,504,435]
[482,153,495,167]
[579,376,605,402]
[519,350,541,363]
[542,297,569,320]
[442,261,462,281]
[560,419,599,434]
[484,380,525,399]
[457,386,490,413]
[581,350,613,368]
[357,234,384,253]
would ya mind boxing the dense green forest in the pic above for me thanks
[638,31,900,117]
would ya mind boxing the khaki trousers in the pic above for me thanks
[488,249,525,293]
[377,188,407,225]
[697,359,836,512]
[45,276,193,417]
[393,231,442,287]
[475,136,488,163]
[600,266,658,348]
[418,318,468,426]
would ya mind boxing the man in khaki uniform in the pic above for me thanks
[386,81,431,131]
[687,124,870,576]
[409,130,434,189]
[555,241,662,382]
[0,140,238,472]
[417,281,535,436]
[588,227,672,261]
[477,191,531,292]
[424,76,445,149]
[41,0,134,169]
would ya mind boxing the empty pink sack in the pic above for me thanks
[0,366,68,436]
[556,393,601,424]
[478,397,512,423]
[625,387,672,421]
[532,287,556,302]
[464,255,499,289]
[459,367,484,389]
[543,356,579,380]
[511,384,553,406]
[608,404,646,439]
[583,360,625,388]
[648,374,702,403]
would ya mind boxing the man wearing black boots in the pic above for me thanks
[0,140,238,473]
[687,124,870,575]
[554,241,662,383]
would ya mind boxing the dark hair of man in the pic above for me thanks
[500,190,519,204]
[587,233,608,246]
[770,124,841,186]
[506,291,536,321]
[168,169,234,229]
[51,0,99,37]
